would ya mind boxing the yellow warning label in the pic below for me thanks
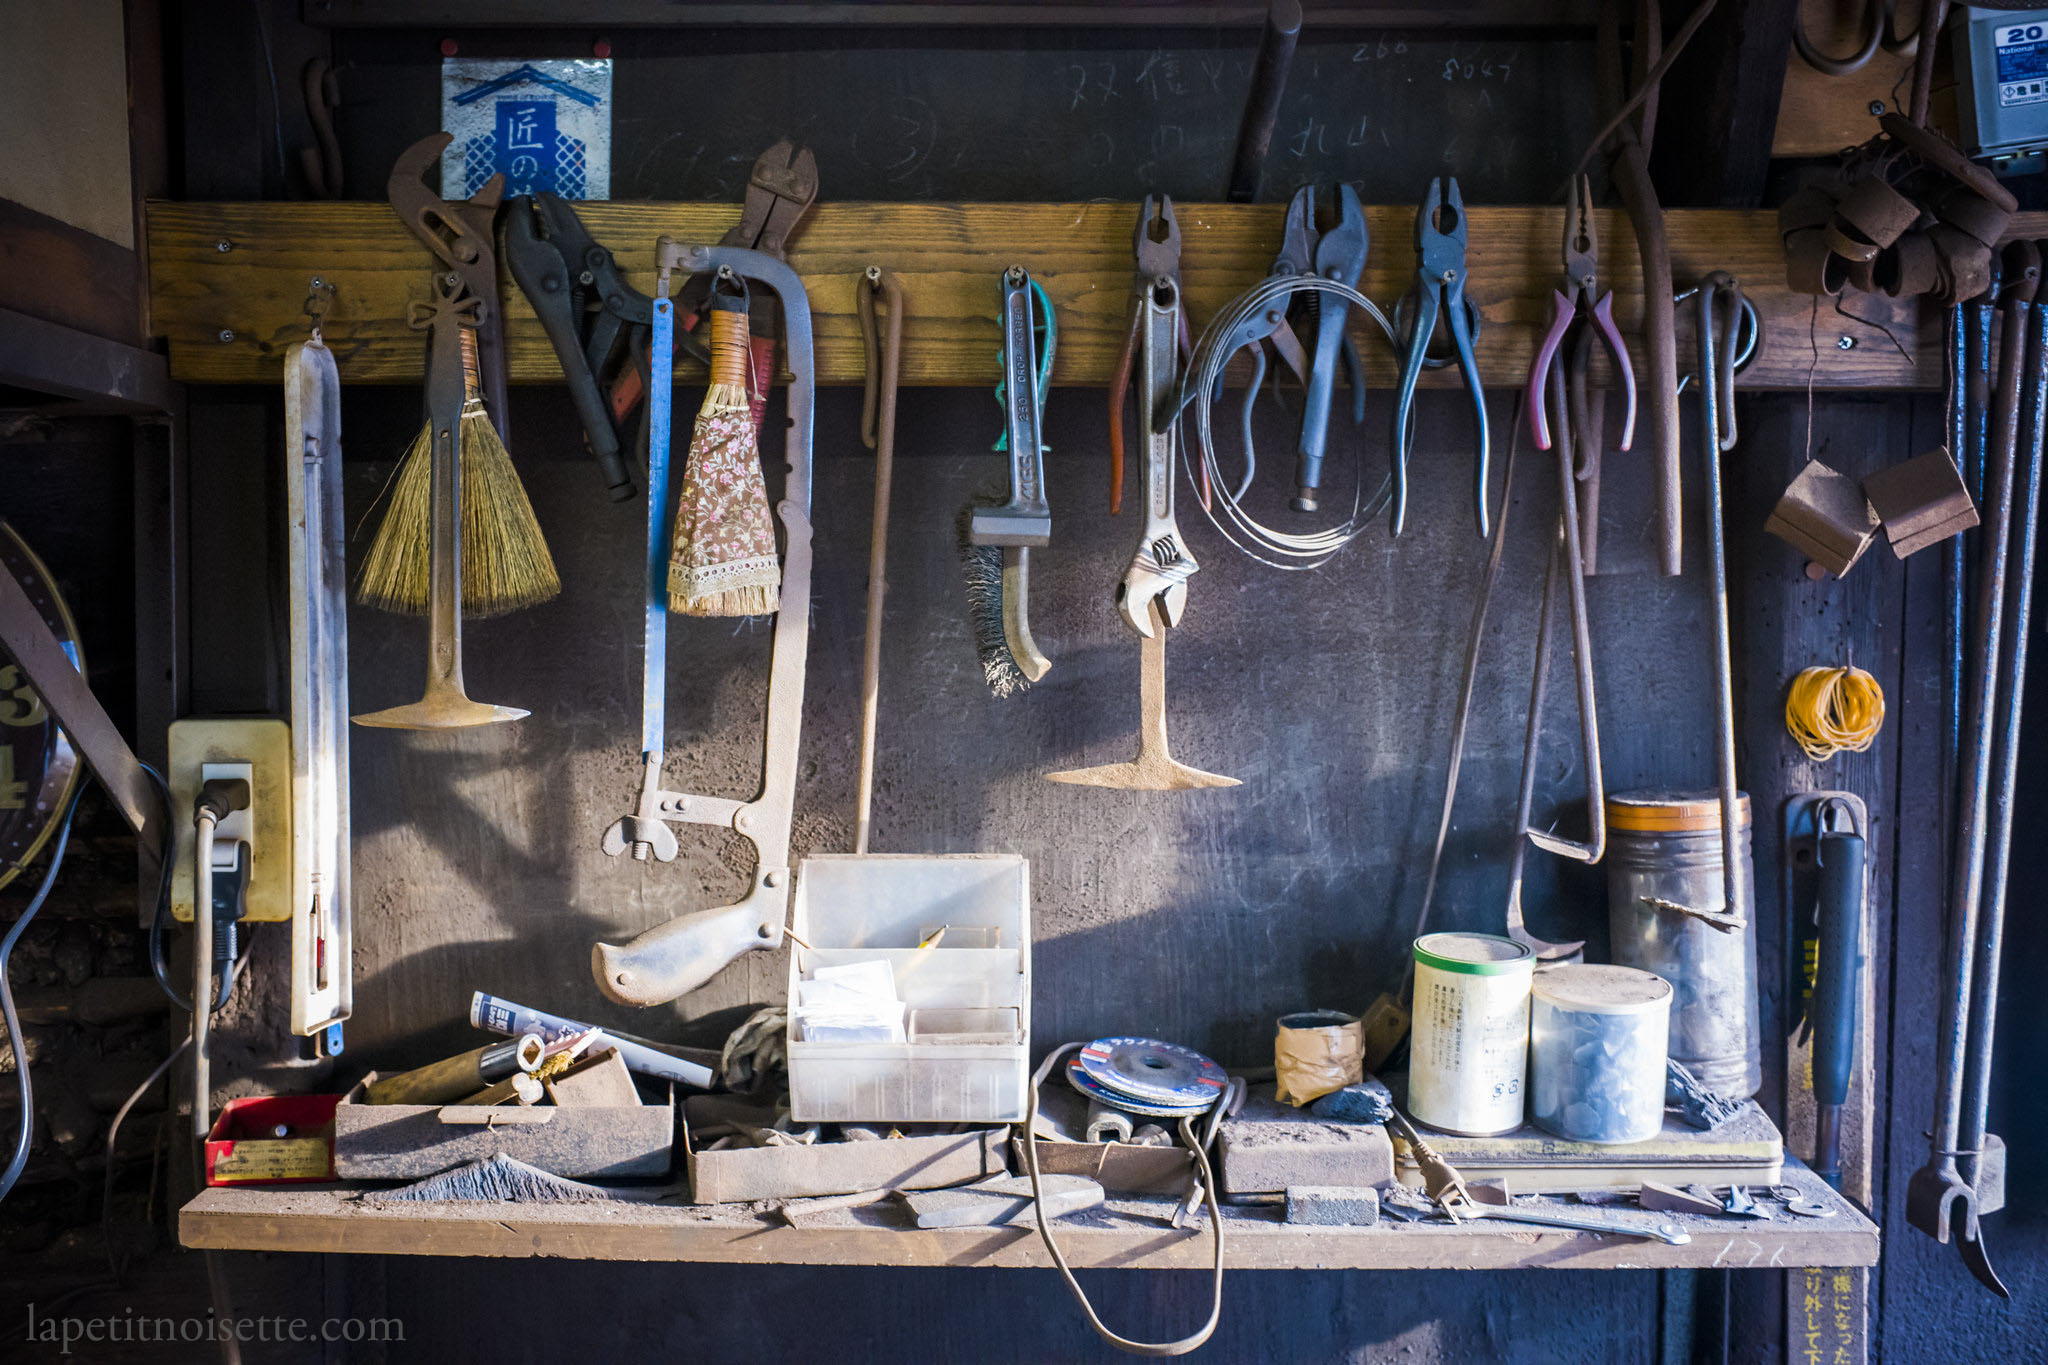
[210,1138,328,1183]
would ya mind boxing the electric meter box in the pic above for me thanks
[1955,7,2048,171]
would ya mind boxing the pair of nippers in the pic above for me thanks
[1110,195,1192,514]
[1525,175,1636,569]
[1391,177,1490,537]
[1528,175,1636,454]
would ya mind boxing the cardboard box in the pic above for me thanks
[333,1075,672,1181]
[682,1108,1008,1204]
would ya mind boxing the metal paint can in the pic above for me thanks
[1604,791,1762,1099]
[1408,933,1536,1136]
[1529,964,1673,1144]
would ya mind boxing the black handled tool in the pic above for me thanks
[1809,799,1867,1191]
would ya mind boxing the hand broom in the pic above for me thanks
[356,326,560,618]
[667,279,782,616]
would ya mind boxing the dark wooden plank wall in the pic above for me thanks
[139,6,2048,1360]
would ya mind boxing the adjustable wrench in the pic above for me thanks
[1115,273,1197,637]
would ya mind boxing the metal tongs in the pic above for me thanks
[591,240,816,1008]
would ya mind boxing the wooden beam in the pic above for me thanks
[148,199,1981,392]
[301,1,1602,28]
[0,306,173,412]
[1651,0,1803,207]
[181,1158,1876,1267]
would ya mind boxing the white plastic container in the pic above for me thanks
[1408,932,1536,1136]
[786,854,1030,1123]
[1529,964,1673,1144]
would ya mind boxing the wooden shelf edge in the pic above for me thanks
[147,199,2018,393]
[179,1159,1878,1270]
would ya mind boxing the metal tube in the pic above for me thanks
[1696,276,1745,931]
[192,813,216,1140]
[1226,0,1302,203]
[1960,292,2047,1178]
[854,269,903,855]
[1932,281,2025,1171]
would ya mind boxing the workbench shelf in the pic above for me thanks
[180,1157,1875,1270]
[147,201,2030,394]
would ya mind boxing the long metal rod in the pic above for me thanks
[1961,286,2046,1183]
[1696,275,1745,930]
[1944,302,1969,897]
[854,269,903,855]
[1930,280,2026,1190]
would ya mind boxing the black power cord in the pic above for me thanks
[142,763,229,1014]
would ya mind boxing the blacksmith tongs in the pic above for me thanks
[1526,174,1637,570]
[1392,177,1490,537]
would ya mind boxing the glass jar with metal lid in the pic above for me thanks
[1604,790,1761,1099]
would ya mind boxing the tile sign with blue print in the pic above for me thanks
[440,59,612,201]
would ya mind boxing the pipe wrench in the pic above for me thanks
[385,132,508,433]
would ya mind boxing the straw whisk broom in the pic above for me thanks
[667,277,782,616]
[356,325,560,618]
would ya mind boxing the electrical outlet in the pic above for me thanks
[169,719,292,923]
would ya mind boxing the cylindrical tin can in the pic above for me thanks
[1605,790,1762,1098]
[1529,964,1673,1144]
[1408,933,1536,1135]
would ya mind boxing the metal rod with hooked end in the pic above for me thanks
[1693,274,1747,935]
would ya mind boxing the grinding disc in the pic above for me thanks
[1077,1036,1228,1109]
[1064,1058,1209,1118]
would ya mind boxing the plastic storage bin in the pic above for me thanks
[786,854,1031,1123]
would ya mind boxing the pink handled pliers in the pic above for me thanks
[1527,174,1637,455]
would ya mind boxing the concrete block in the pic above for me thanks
[1217,1088,1394,1195]
[1285,1185,1381,1226]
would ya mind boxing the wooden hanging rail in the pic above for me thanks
[147,200,1991,391]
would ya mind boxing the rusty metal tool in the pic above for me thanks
[1226,0,1302,203]
[1502,361,1605,964]
[592,241,815,1008]
[1910,252,2025,1296]
[503,191,692,500]
[1049,258,1235,792]
[1109,195,1191,514]
[1597,0,1681,575]
[1689,273,1751,932]
[386,132,509,434]
[1392,177,1489,537]
[1528,173,1637,572]
[352,272,526,731]
[853,266,904,855]
[1924,244,2041,1298]
[676,140,818,327]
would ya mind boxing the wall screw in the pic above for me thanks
[1868,100,1886,117]
[1837,335,1856,351]
[217,329,235,343]
[214,240,233,253]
